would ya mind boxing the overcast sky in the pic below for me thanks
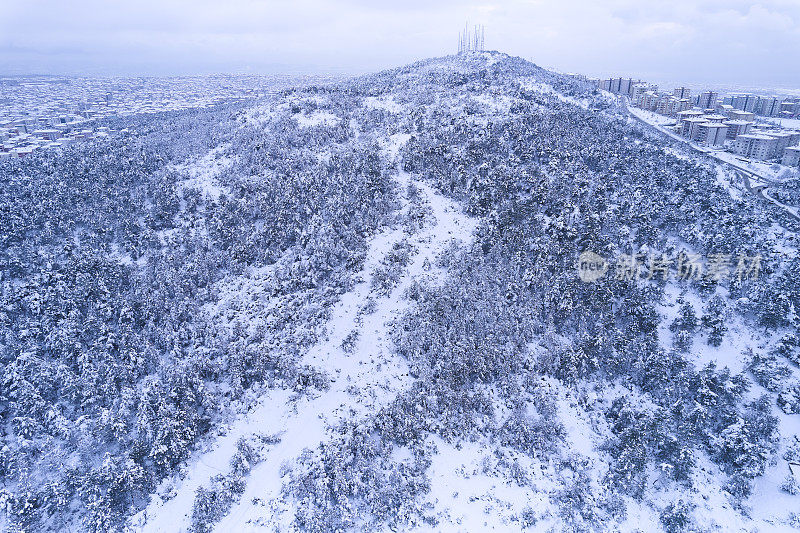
[1,0,799,88]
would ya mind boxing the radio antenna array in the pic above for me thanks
[458,24,485,54]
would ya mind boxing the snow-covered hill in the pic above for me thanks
[4,51,800,532]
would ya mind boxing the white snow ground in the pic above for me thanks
[519,78,592,110]
[294,110,340,128]
[657,283,800,531]
[134,130,479,532]
[174,144,232,201]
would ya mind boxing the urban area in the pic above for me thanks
[0,74,329,159]
[593,75,800,170]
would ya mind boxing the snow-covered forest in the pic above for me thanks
[3,52,800,531]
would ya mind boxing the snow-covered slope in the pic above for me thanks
[135,132,478,531]
[6,51,800,533]
[134,51,800,532]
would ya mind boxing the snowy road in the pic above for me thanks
[740,170,800,220]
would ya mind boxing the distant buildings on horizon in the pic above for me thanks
[589,75,800,167]
[0,74,326,160]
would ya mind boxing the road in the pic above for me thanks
[739,169,800,220]
[622,97,800,222]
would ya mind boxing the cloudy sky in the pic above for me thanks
[2,0,799,88]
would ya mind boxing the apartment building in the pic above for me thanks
[656,95,685,116]
[636,91,661,111]
[32,129,61,141]
[693,122,728,147]
[697,91,718,110]
[673,87,690,99]
[730,94,758,113]
[703,114,727,123]
[750,129,800,158]
[630,83,649,102]
[600,77,642,95]
[683,117,709,138]
[723,119,753,139]
[783,146,800,167]
[676,110,705,135]
[727,109,756,122]
[756,96,782,117]
[718,103,734,115]
[734,134,778,160]
[780,100,799,118]
[770,131,798,157]
[677,109,705,121]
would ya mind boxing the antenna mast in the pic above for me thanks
[457,23,486,54]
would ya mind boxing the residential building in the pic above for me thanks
[756,96,782,117]
[731,94,758,113]
[723,119,753,139]
[783,146,800,167]
[727,109,755,122]
[656,96,683,116]
[770,132,793,157]
[600,77,641,95]
[734,134,778,160]
[676,111,705,135]
[761,131,800,158]
[677,109,705,120]
[677,99,693,112]
[683,117,708,138]
[717,103,734,116]
[11,146,35,158]
[32,129,61,141]
[703,114,727,123]
[780,100,798,118]
[630,83,649,102]
[636,91,660,111]
[697,91,718,110]
[673,87,690,99]
[693,122,728,147]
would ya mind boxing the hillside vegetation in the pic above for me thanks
[3,52,800,531]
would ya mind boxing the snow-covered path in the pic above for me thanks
[135,134,478,532]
